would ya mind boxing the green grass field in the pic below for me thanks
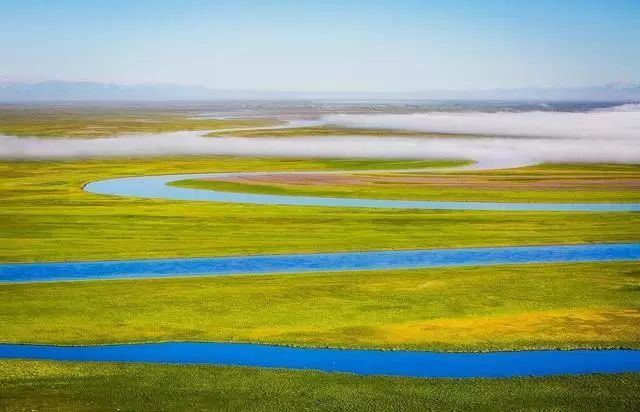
[1,360,638,412]
[205,125,464,138]
[1,154,639,410]
[1,262,638,351]
[172,163,640,203]
[2,158,639,263]
[0,106,278,137]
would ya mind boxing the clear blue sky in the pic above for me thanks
[1,0,639,91]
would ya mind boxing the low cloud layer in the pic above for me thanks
[324,104,640,140]
[1,105,639,168]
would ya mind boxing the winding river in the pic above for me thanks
[84,171,640,212]
[2,157,639,378]
[2,243,639,283]
[1,343,639,379]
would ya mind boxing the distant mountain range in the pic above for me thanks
[1,80,639,101]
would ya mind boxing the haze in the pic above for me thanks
[2,104,639,166]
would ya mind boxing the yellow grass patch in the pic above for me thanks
[380,309,640,347]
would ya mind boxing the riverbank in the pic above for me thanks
[1,360,638,411]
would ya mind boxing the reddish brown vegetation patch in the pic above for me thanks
[205,172,640,192]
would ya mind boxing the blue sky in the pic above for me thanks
[1,0,639,91]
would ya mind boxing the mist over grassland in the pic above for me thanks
[324,104,640,140]
[0,103,638,166]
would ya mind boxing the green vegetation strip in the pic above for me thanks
[172,163,640,203]
[2,158,639,263]
[1,360,638,411]
[205,125,463,138]
[0,106,278,137]
[1,262,638,351]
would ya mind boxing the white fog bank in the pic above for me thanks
[0,105,638,167]
[324,104,640,140]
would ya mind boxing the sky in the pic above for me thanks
[1,0,639,91]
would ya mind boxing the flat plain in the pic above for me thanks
[2,158,639,263]
[1,108,639,410]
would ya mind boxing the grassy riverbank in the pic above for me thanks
[172,163,640,203]
[1,360,638,411]
[2,157,639,263]
[1,262,638,351]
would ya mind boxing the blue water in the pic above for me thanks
[1,342,639,378]
[2,243,639,283]
[84,173,640,212]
